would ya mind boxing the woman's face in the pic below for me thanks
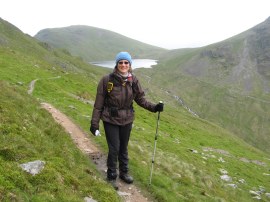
[117,60,130,74]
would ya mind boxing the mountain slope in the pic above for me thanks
[1,18,270,201]
[34,25,168,62]
[142,17,270,154]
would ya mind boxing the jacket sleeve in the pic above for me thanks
[133,76,156,112]
[91,76,107,128]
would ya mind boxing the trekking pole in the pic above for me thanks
[149,102,162,185]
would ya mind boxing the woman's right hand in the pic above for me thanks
[90,125,100,136]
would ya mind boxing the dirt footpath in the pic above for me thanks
[41,102,150,202]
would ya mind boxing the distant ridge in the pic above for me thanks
[34,25,168,62]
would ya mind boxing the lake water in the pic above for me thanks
[90,59,158,69]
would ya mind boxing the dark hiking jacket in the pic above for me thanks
[91,72,156,128]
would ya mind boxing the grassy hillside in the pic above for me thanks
[1,18,270,202]
[34,25,168,62]
[0,81,119,201]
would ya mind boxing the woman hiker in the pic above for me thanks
[90,51,164,190]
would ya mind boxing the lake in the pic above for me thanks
[90,59,158,69]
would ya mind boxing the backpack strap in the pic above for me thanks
[104,73,136,109]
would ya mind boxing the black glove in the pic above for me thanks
[90,125,99,136]
[155,102,164,112]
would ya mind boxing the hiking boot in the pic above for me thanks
[107,178,118,190]
[119,173,133,184]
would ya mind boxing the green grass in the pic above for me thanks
[0,81,119,202]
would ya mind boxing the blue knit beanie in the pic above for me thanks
[115,52,132,65]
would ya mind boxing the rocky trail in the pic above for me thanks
[29,79,150,202]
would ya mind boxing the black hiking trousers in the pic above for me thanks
[103,121,132,179]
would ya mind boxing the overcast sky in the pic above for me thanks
[1,0,269,49]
